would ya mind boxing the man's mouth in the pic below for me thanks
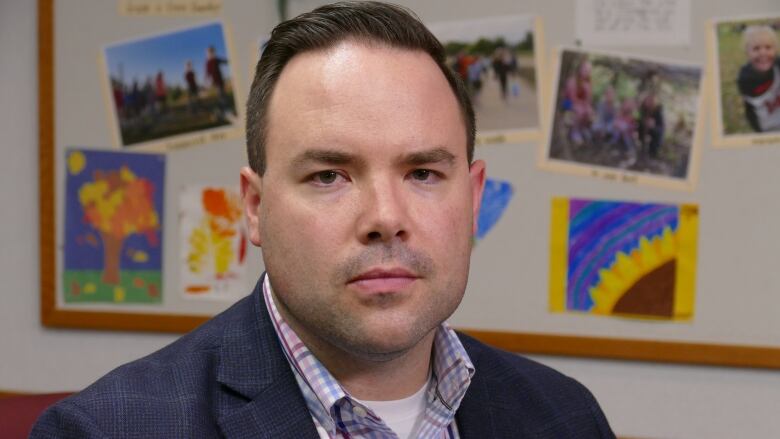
[348,267,419,292]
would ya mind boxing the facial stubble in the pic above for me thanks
[270,242,468,363]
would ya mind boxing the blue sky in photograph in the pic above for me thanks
[106,22,231,88]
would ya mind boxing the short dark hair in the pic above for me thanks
[246,1,475,175]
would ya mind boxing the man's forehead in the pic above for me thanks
[267,41,462,133]
[278,39,439,88]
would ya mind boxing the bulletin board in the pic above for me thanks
[39,0,780,369]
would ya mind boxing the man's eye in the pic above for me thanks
[410,169,432,181]
[313,170,342,185]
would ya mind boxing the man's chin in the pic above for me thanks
[339,326,433,362]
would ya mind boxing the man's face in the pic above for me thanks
[242,40,485,361]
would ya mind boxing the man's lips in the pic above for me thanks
[347,268,419,292]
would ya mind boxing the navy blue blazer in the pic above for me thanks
[31,279,614,438]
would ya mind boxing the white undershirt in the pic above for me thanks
[313,378,430,439]
[352,378,430,439]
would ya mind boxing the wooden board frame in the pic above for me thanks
[39,0,780,369]
[38,0,213,333]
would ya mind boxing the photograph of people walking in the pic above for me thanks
[104,22,239,148]
[429,15,541,143]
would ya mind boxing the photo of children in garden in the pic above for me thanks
[714,17,780,137]
[546,48,702,181]
[104,22,239,148]
[428,15,540,140]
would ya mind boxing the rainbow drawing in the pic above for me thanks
[549,197,698,320]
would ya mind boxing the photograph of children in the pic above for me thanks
[711,16,780,146]
[428,15,542,144]
[103,21,240,149]
[542,48,703,189]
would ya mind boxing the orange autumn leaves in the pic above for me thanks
[78,166,159,284]
[79,166,159,243]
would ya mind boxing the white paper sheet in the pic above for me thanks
[575,0,690,47]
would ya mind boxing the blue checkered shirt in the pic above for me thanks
[262,276,474,438]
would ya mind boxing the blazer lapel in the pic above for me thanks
[456,365,499,439]
[215,275,320,438]
[217,375,320,438]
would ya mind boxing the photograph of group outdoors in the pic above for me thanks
[428,15,540,140]
[104,22,239,148]
[713,16,780,138]
[545,48,703,182]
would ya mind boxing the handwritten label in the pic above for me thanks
[621,173,638,184]
[752,135,780,146]
[575,0,690,46]
[590,168,640,185]
[166,135,207,150]
[119,0,222,16]
[477,134,507,145]
[163,130,231,150]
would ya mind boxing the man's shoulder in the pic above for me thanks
[93,292,255,383]
[31,294,258,438]
[456,331,614,438]
[457,331,583,392]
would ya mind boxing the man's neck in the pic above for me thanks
[312,331,436,401]
[278,303,436,401]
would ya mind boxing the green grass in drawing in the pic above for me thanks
[64,270,162,303]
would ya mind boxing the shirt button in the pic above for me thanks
[353,406,367,418]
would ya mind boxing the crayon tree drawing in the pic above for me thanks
[179,185,247,300]
[549,198,698,320]
[63,149,165,304]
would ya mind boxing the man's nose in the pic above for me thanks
[357,179,409,244]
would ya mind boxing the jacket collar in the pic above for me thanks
[216,274,320,438]
[213,276,508,438]
[455,336,499,439]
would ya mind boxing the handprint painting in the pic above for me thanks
[179,185,247,301]
[63,149,165,304]
[549,197,698,320]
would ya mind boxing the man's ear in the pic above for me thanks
[468,159,487,236]
[240,166,263,247]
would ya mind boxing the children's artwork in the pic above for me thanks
[709,15,780,147]
[476,178,514,240]
[179,185,247,300]
[102,21,241,150]
[63,149,165,304]
[549,197,698,320]
[428,15,543,145]
[539,47,704,191]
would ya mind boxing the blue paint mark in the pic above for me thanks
[476,178,514,240]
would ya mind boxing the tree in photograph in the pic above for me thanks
[78,166,159,285]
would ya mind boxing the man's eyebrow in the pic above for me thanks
[401,148,457,167]
[290,149,365,168]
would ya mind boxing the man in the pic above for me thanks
[32,2,613,438]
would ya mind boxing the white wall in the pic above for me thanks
[2,1,779,438]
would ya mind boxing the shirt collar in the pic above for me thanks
[262,275,475,436]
